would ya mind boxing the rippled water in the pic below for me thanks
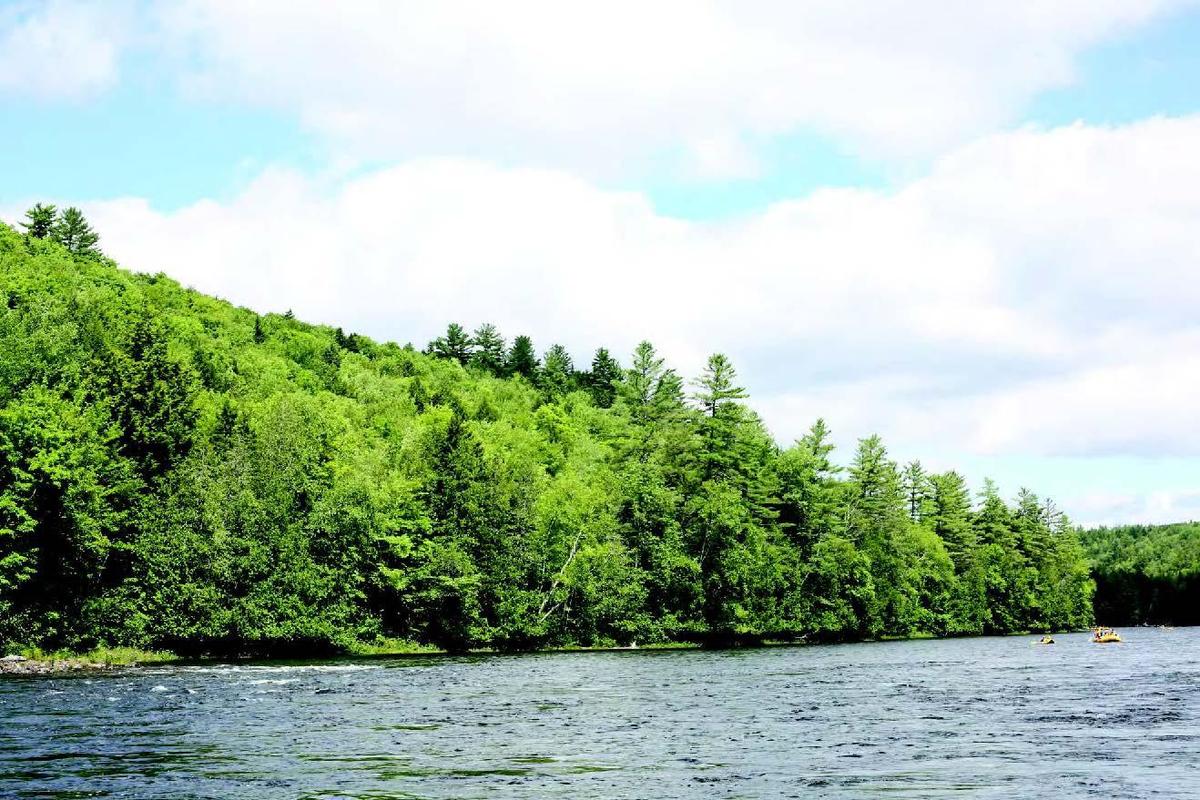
[2,629,1198,799]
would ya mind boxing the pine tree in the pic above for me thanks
[19,203,57,239]
[468,323,506,375]
[506,335,539,379]
[776,418,841,547]
[927,471,976,571]
[692,354,749,481]
[253,317,266,344]
[99,313,198,480]
[51,207,101,256]
[846,435,905,545]
[540,344,575,397]
[901,460,930,522]
[586,347,621,409]
[619,342,673,420]
[615,341,687,464]
[1013,488,1051,564]
[974,479,1017,549]
[429,323,473,363]
[693,353,747,418]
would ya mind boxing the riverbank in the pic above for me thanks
[0,639,708,676]
[0,647,178,676]
[3,629,1097,677]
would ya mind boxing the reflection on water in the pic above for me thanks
[2,629,1198,798]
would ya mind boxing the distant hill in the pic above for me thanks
[1080,522,1200,626]
[0,214,1093,657]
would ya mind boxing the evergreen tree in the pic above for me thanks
[97,313,199,481]
[846,435,904,544]
[540,344,575,397]
[51,207,101,257]
[901,460,930,521]
[845,435,911,634]
[253,316,266,344]
[1013,488,1052,564]
[586,347,621,408]
[619,342,683,426]
[693,353,747,418]
[974,479,1017,549]
[20,203,57,239]
[469,323,506,375]
[506,335,539,379]
[927,471,975,571]
[692,354,748,481]
[429,322,473,363]
[776,419,841,549]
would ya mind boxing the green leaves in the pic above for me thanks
[0,386,136,646]
[0,216,1097,654]
[19,204,101,257]
[19,203,57,240]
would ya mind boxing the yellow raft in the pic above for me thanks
[1092,629,1122,643]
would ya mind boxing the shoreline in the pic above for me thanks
[1,655,128,676]
[0,647,178,677]
[3,628,1126,677]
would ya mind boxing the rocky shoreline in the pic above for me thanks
[1,654,120,676]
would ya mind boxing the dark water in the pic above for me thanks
[2,629,1198,799]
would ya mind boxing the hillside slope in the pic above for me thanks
[0,219,1094,655]
[1081,522,1200,626]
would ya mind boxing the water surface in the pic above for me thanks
[2,629,1197,798]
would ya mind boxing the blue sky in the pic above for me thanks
[5,4,1199,216]
[2,0,1199,525]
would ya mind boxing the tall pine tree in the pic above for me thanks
[52,207,101,257]
[506,335,539,379]
[586,347,621,408]
[19,203,57,239]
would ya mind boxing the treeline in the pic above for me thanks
[1081,523,1200,626]
[0,212,1094,657]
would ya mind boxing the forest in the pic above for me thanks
[1081,522,1200,626]
[0,208,1096,657]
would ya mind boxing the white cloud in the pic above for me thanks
[68,116,1200,478]
[685,134,762,181]
[1067,490,1200,527]
[153,0,1193,170]
[0,0,131,99]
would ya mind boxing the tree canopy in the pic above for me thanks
[0,211,1097,656]
[1081,522,1200,626]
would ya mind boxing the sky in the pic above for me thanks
[2,0,1199,526]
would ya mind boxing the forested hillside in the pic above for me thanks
[0,212,1095,657]
[1081,523,1200,626]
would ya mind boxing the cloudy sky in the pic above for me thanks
[3,0,1199,525]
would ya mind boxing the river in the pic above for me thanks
[2,628,1197,798]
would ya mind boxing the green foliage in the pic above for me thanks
[506,334,539,380]
[20,203,57,240]
[0,216,1096,656]
[19,203,102,258]
[1081,522,1198,625]
[586,347,621,409]
[469,323,506,375]
[539,344,575,398]
[428,322,473,363]
[52,207,102,257]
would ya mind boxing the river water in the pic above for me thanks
[2,629,1197,799]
